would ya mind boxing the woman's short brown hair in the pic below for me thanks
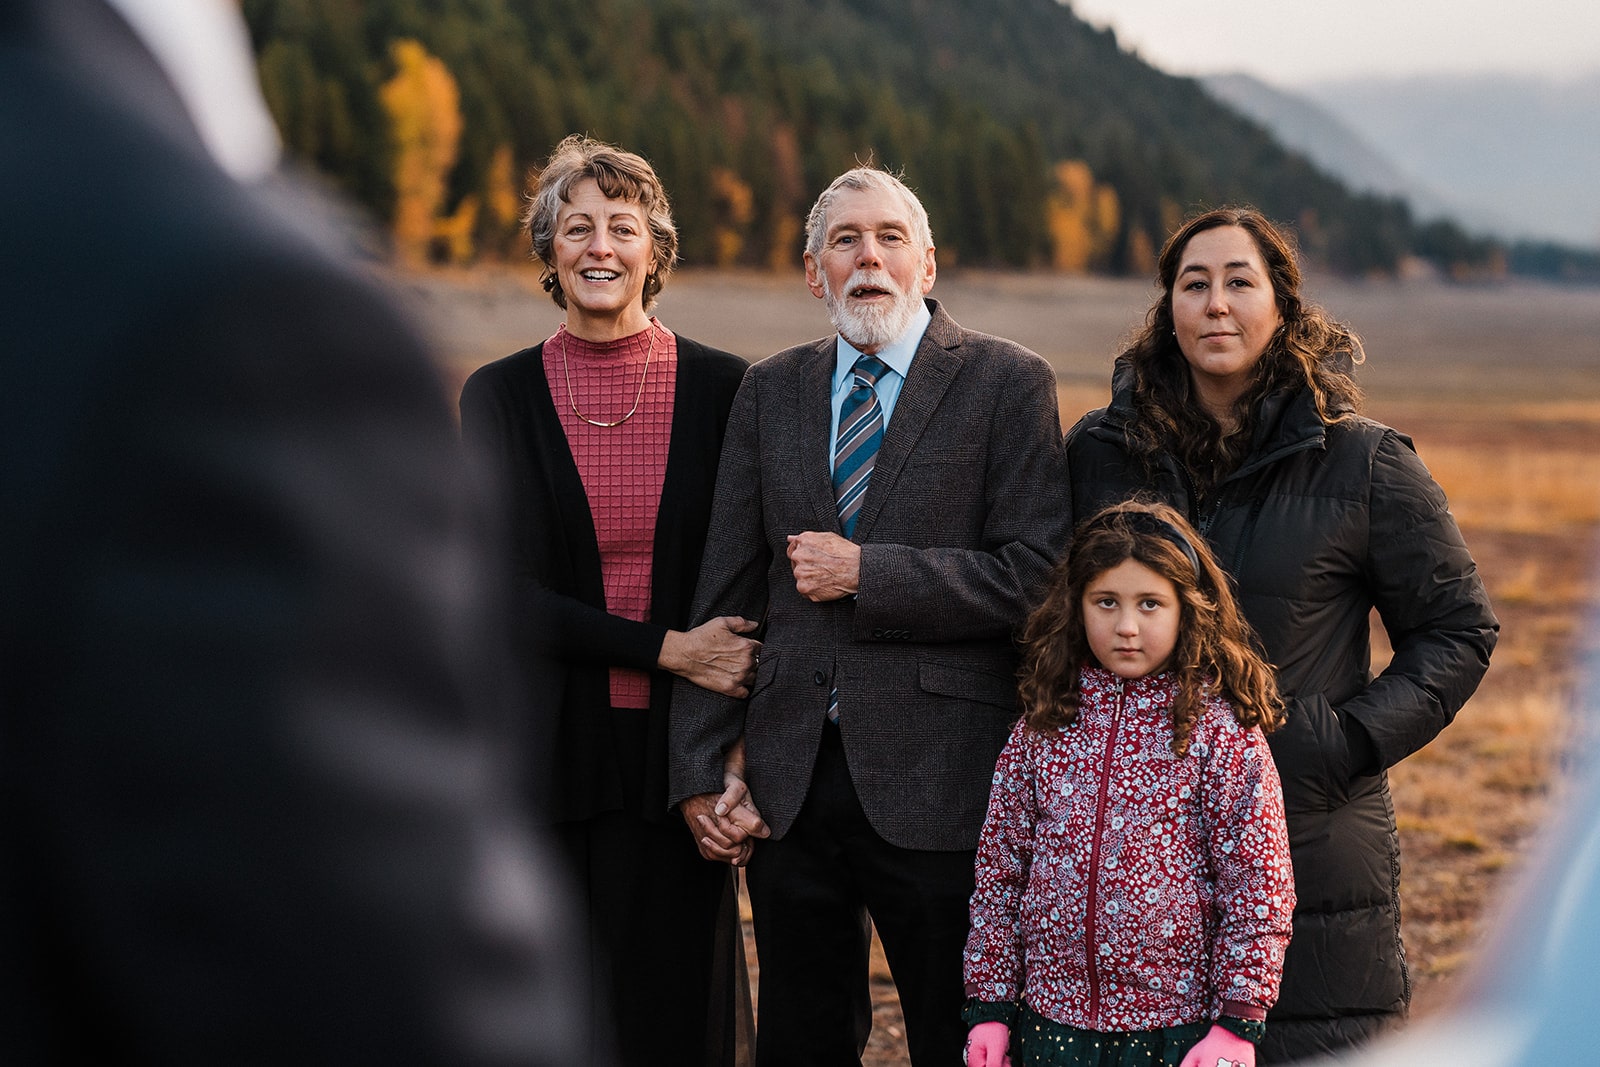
[523,134,678,312]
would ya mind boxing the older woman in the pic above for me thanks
[459,135,759,1066]
[1064,207,1498,1064]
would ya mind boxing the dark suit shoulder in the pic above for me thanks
[758,335,835,374]
[919,301,1054,388]
[943,326,1054,377]
[956,329,1052,369]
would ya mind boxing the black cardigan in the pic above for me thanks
[460,335,748,822]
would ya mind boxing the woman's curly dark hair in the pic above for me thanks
[1119,207,1366,494]
[1018,500,1285,755]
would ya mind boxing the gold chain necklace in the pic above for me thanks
[557,322,657,428]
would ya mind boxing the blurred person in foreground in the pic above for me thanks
[459,135,760,1067]
[1065,207,1498,1063]
[669,166,1072,1067]
[1,0,590,1061]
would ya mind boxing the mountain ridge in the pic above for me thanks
[242,0,1594,278]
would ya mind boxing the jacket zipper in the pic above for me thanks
[1083,679,1128,1028]
[1174,460,1230,536]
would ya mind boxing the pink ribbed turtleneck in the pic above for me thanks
[545,319,678,709]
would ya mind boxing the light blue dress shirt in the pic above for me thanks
[826,299,932,468]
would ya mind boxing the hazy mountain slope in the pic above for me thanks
[1304,74,1600,247]
[1201,74,1446,209]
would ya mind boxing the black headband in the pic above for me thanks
[1085,509,1203,575]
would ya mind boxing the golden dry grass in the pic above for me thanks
[1423,444,1600,534]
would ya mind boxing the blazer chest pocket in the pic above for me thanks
[918,661,1018,712]
[894,455,983,531]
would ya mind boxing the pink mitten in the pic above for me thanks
[965,1021,1011,1067]
[1178,1023,1255,1067]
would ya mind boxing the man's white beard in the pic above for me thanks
[822,269,922,353]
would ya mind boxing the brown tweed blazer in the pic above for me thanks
[668,300,1072,850]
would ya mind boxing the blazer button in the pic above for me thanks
[813,670,827,686]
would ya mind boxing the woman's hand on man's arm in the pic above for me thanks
[658,616,761,696]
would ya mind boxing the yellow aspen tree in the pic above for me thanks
[1048,160,1122,274]
[379,39,463,266]
[434,195,480,265]
[767,214,802,271]
[485,144,522,230]
[1159,198,1186,245]
[709,166,755,267]
[1125,226,1157,277]
[479,144,523,260]
[767,123,807,270]
[1047,160,1095,273]
[1092,185,1121,266]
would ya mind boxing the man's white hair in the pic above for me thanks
[804,168,933,257]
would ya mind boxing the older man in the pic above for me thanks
[670,168,1071,1066]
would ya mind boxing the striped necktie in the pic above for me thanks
[833,354,889,539]
[827,354,888,724]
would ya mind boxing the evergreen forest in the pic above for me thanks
[242,0,1598,281]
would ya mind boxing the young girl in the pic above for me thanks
[962,501,1294,1067]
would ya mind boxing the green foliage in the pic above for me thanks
[238,0,1565,278]
[1506,242,1600,284]
[245,0,393,216]
[1410,218,1503,280]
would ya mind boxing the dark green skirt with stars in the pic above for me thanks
[964,1001,1264,1067]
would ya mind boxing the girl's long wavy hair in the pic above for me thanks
[1120,207,1366,494]
[1019,500,1285,755]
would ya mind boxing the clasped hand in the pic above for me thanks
[680,740,769,866]
[786,531,860,602]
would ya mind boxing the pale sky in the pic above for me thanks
[1066,0,1600,85]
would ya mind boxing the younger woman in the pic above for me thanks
[962,501,1294,1067]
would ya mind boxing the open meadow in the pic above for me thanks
[401,266,1600,1064]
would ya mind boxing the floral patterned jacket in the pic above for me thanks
[963,666,1295,1031]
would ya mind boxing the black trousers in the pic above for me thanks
[746,721,975,1067]
[555,707,743,1067]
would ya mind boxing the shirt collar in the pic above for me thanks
[833,298,931,384]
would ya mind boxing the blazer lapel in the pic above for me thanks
[799,337,845,533]
[851,302,962,541]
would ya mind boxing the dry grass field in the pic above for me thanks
[401,265,1600,1064]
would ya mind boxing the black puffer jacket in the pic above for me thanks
[1065,370,1498,1064]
